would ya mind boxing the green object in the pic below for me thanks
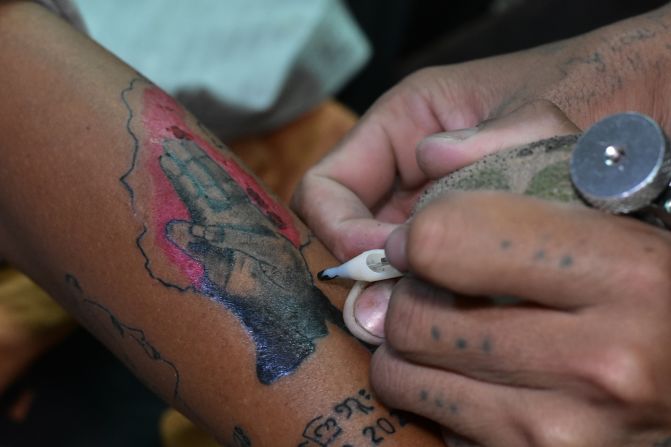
[415,134,582,212]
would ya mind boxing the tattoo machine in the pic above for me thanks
[321,112,671,285]
[319,112,671,345]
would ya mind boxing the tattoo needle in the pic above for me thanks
[317,249,403,283]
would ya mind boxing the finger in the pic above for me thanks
[371,344,530,446]
[388,190,671,309]
[352,275,640,398]
[383,277,607,392]
[161,140,248,225]
[343,280,394,345]
[372,345,620,447]
[165,220,204,261]
[292,116,426,259]
[292,70,486,260]
[417,100,580,179]
[291,176,399,260]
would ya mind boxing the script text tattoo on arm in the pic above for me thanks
[298,389,410,447]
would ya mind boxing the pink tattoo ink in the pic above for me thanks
[124,83,345,384]
[137,87,300,286]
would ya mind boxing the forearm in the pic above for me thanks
[468,2,671,130]
[0,3,441,445]
[544,1,671,126]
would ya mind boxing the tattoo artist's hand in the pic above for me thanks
[292,5,671,261]
[370,192,671,446]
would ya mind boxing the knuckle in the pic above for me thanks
[529,418,592,447]
[616,232,671,313]
[581,344,657,407]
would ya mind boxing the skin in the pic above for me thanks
[0,2,446,445]
[292,3,671,446]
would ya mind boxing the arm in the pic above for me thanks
[0,3,443,445]
[293,3,671,445]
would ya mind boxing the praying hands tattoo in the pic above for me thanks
[123,82,345,385]
[160,139,344,383]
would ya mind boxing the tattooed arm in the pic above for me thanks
[0,3,444,445]
[292,2,671,446]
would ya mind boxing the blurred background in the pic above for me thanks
[1,0,667,445]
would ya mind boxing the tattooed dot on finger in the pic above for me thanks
[431,326,441,341]
[481,336,493,354]
[420,390,460,417]
[559,255,574,268]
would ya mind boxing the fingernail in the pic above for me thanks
[385,225,408,272]
[426,127,478,142]
[417,127,481,178]
[353,281,393,340]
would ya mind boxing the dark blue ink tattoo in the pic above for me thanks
[449,403,459,415]
[559,255,574,268]
[158,139,345,384]
[456,338,468,350]
[121,81,346,385]
[481,336,493,354]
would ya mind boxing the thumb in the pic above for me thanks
[165,220,207,262]
[343,280,395,345]
[417,99,580,179]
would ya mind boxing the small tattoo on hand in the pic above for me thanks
[481,336,492,354]
[559,255,573,268]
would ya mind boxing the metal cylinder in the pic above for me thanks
[570,112,671,213]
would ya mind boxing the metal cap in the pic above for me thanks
[570,112,671,213]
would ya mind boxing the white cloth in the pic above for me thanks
[72,0,370,138]
[32,0,86,31]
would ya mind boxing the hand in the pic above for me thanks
[292,5,671,261]
[368,191,671,446]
